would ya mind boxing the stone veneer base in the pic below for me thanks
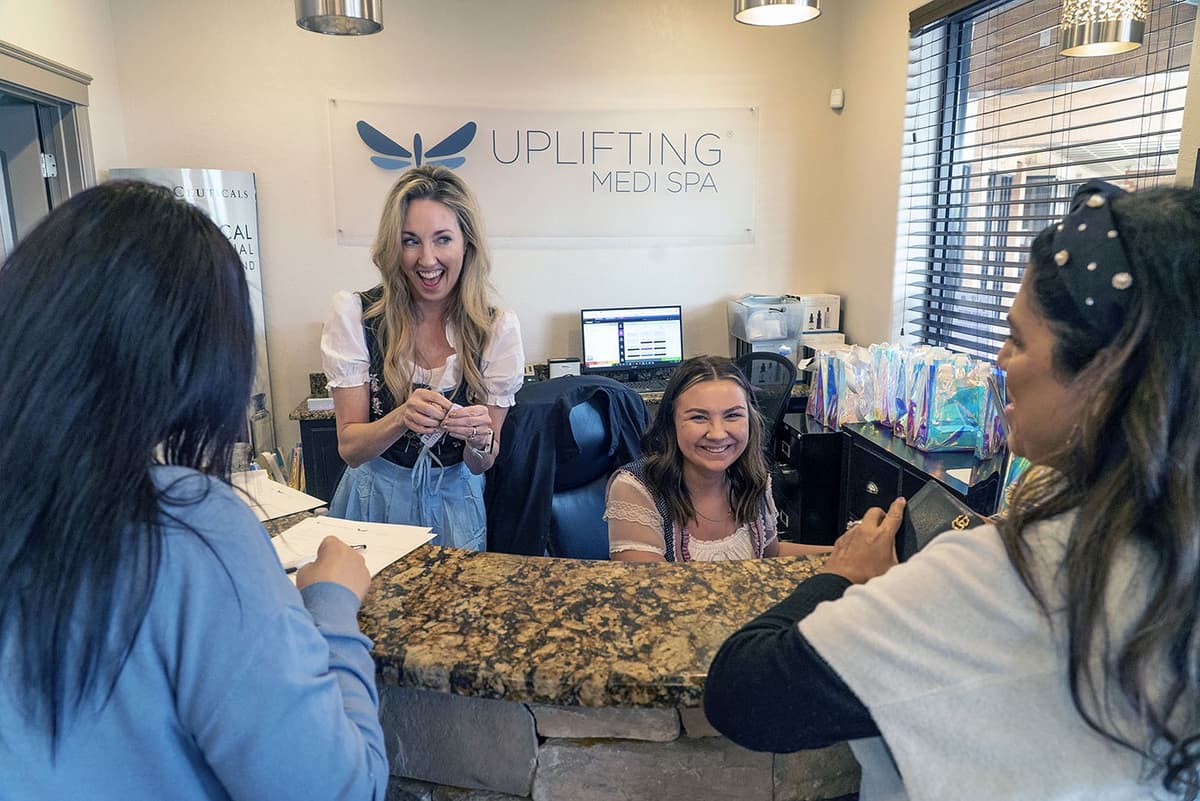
[380,687,860,801]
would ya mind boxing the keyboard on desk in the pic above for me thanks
[625,378,669,394]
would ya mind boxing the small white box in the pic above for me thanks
[792,294,840,332]
[798,332,847,353]
[306,397,334,411]
[548,358,581,378]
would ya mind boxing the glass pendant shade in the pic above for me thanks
[295,0,382,35]
[1059,0,1146,56]
[734,0,821,26]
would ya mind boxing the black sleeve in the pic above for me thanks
[703,572,880,752]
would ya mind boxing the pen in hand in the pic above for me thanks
[284,544,366,574]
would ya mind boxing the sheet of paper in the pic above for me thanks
[272,515,435,580]
[946,468,974,484]
[232,470,327,521]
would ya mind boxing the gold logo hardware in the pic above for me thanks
[952,514,971,530]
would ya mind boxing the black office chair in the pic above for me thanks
[734,351,797,458]
[547,396,617,559]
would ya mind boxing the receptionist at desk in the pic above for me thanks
[605,356,831,563]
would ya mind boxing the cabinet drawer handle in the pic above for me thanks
[781,440,791,458]
[865,480,879,495]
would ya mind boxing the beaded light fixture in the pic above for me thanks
[1060,0,1147,57]
[295,0,382,36]
[734,0,820,26]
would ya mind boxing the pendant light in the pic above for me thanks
[1059,0,1146,57]
[295,0,383,36]
[734,0,820,26]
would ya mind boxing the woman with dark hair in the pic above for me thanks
[321,165,523,550]
[705,182,1200,800]
[605,355,830,562]
[0,181,387,800]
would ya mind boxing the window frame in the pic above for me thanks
[895,0,1194,360]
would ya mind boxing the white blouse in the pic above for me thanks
[605,472,777,562]
[320,289,525,407]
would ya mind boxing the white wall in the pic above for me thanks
[0,0,128,170]
[7,0,1198,451]
[102,0,844,447]
[816,0,913,347]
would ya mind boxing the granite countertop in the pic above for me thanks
[360,547,824,709]
[289,400,335,422]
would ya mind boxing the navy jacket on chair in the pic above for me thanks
[485,376,649,556]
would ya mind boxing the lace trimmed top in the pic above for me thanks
[604,470,778,562]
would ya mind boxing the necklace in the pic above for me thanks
[693,505,732,524]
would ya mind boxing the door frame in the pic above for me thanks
[0,40,95,207]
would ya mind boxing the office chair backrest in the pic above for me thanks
[548,396,612,559]
[734,351,797,457]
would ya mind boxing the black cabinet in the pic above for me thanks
[839,422,1004,531]
[299,417,347,503]
[772,413,845,546]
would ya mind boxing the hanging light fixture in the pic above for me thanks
[296,0,383,36]
[734,0,820,27]
[1059,0,1146,57]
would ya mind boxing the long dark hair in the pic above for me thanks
[1001,186,1200,797]
[0,180,254,744]
[640,355,768,527]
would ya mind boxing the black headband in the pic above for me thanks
[1048,179,1135,340]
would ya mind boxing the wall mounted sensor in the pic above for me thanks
[829,88,845,110]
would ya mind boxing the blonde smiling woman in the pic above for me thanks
[321,165,524,550]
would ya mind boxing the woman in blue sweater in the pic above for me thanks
[0,181,387,800]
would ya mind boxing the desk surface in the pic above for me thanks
[360,546,823,708]
[842,421,1006,493]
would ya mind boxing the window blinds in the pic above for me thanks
[897,0,1194,359]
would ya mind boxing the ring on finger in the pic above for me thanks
[471,425,478,437]
[847,518,862,529]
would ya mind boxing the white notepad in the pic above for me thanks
[232,470,327,521]
[272,515,435,580]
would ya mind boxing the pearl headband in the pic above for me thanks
[1049,179,1135,340]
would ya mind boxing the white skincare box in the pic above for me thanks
[793,294,840,333]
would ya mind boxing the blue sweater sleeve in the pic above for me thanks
[162,478,388,801]
[704,573,880,752]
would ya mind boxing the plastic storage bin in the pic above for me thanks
[728,294,841,341]
[728,296,791,341]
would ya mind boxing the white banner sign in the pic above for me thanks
[329,101,758,245]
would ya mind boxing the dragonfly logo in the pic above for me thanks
[356,120,477,170]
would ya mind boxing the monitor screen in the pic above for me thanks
[580,305,684,374]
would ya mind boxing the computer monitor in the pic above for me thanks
[580,305,684,376]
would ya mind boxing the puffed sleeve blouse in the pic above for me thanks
[320,289,524,406]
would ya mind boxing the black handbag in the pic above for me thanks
[896,479,988,561]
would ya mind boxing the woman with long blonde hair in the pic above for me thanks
[321,166,524,549]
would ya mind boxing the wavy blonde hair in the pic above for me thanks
[367,165,496,405]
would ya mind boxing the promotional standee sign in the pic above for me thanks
[329,101,758,245]
[109,167,275,452]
